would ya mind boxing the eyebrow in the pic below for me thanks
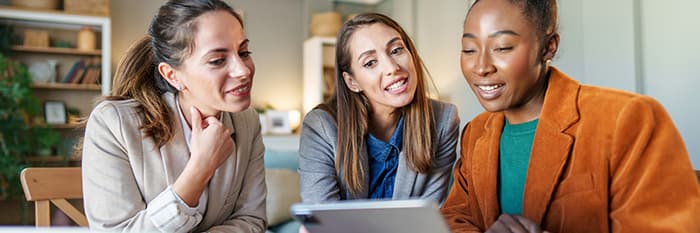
[356,37,402,62]
[462,30,520,38]
[203,39,250,55]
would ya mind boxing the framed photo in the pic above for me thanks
[44,101,67,124]
[266,110,292,134]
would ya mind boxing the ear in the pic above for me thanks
[157,62,182,90]
[542,33,560,62]
[342,71,361,92]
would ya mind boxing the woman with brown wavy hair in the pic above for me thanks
[80,0,266,232]
[298,13,459,205]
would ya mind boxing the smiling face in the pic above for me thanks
[164,10,254,116]
[342,23,418,115]
[461,0,551,122]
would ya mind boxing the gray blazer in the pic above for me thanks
[82,92,266,233]
[299,100,459,204]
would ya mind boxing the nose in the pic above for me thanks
[473,51,495,77]
[382,56,401,76]
[228,55,252,79]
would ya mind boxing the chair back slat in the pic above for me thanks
[20,167,86,227]
[51,199,88,226]
[20,167,82,201]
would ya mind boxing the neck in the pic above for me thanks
[368,106,401,142]
[178,92,219,128]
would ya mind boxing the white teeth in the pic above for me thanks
[386,80,406,91]
[478,84,502,91]
[235,86,249,93]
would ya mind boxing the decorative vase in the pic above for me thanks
[77,27,96,51]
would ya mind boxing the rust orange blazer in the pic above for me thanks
[442,67,700,233]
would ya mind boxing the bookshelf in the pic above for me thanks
[0,6,111,116]
[302,36,336,114]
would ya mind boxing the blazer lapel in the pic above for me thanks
[393,150,417,199]
[200,111,238,227]
[472,113,504,226]
[522,67,579,223]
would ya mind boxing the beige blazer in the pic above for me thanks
[82,92,267,233]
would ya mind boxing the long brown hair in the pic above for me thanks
[98,0,242,147]
[318,13,435,196]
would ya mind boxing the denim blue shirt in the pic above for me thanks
[366,116,404,199]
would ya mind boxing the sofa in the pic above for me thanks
[264,149,302,233]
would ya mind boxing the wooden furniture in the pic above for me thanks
[0,6,111,120]
[302,36,336,114]
[20,167,87,227]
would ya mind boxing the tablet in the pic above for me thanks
[289,199,451,233]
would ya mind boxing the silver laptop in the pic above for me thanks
[289,199,451,233]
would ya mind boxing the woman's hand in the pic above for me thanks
[188,106,234,174]
[485,214,549,233]
[172,107,235,207]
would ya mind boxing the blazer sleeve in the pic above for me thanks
[298,110,342,203]
[206,114,267,233]
[441,122,484,233]
[609,96,700,232]
[82,102,202,233]
[419,103,459,205]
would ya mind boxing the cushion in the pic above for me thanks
[265,168,301,226]
[264,149,300,171]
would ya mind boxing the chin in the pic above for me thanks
[224,100,251,113]
[478,101,505,113]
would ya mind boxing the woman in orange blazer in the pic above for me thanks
[441,0,700,232]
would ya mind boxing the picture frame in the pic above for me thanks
[266,110,292,134]
[44,101,67,124]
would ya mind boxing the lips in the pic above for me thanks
[384,77,408,94]
[474,83,504,100]
[227,83,251,97]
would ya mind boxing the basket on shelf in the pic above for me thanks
[23,29,49,48]
[9,0,59,10]
[64,0,110,16]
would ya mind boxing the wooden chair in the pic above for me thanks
[20,167,88,227]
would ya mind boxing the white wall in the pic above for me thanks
[111,0,304,111]
[639,0,700,167]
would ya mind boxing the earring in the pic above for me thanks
[545,59,552,66]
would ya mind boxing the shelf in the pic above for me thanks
[11,45,101,56]
[31,82,101,91]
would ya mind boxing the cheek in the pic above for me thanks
[246,59,256,77]
[460,54,473,82]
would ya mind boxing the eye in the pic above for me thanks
[208,58,226,66]
[390,46,404,55]
[362,60,377,68]
[462,49,476,55]
[239,50,253,58]
[494,47,513,52]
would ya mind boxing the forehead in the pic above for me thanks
[464,0,532,35]
[348,23,402,55]
[191,10,245,52]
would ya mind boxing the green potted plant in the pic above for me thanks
[0,53,60,201]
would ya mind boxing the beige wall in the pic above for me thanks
[110,0,304,111]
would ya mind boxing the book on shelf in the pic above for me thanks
[81,57,101,85]
[61,59,84,83]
